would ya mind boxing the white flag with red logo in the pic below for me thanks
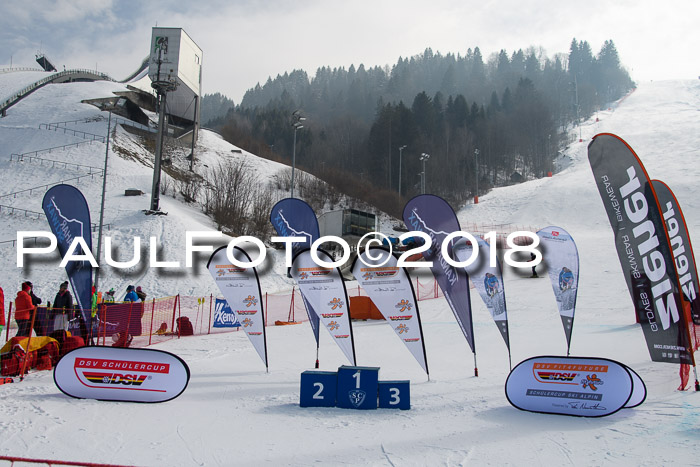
[292,249,356,365]
[207,246,268,369]
[352,247,428,375]
[537,226,580,354]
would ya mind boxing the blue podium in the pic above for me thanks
[378,380,410,410]
[336,366,380,410]
[299,370,337,407]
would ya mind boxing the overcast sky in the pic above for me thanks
[1,0,698,103]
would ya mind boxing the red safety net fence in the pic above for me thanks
[3,278,445,349]
[679,307,700,390]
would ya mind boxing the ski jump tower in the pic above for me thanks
[148,27,202,212]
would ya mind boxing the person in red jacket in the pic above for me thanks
[0,286,5,334]
[15,282,35,337]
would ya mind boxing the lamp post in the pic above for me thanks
[291,110,305,198]
[574,75,581,142]
[474,148,480,203]
[149,36,177,212]
[420,153,430,194]
[398,145,407,197]
[94,109,113,294]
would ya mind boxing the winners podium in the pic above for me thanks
[300,366,410,410]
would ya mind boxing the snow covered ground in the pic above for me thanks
[0,78,699,466]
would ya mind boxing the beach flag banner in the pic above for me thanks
[292,249,356,365]
[651,180,699,325]
[403,195,476,358]
[537,226,580,355]
[352,246,429,375]
[270,198,321,347]
[453,236,510,354]
[42,184,93,337]
[588,133,693,365]
[651,179,700,390]
[207,246,268,370]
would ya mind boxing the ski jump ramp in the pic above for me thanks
[0,68,115,116]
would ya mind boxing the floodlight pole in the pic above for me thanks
[94,109,112,294]
[189,95,198,172]
[291,110,305,198]
[474,148,480,203]
[150,90,168,212]
[398,145,407,197]
[149,38,177,212]
[420,153,430,194]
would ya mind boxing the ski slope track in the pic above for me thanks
[0,77,699,466]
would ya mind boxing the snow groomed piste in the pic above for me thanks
[1,74,698,464]
[45,174,683,418]
[36,126,698,418]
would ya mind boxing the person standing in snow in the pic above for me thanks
[104,288,116,303]
[0,286,5,336]
[530,253,538,278]
[124,285,138,302]
[52,281,73,332]
[135,286,147,302]
[114,285,140,348]
[23,281,46,335]
[14,282,35,337]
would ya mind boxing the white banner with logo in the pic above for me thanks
[292,249,356,365]
[207,246,268,369]
[453,237,510,350]
[352,247,428,375]
[54,346,190,403]
[537,226,579,353]
[505,356,639,417]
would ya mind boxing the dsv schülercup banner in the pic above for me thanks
[452,237,510,351]
[588,133,692,364]
[54,346,190,403]
[42,184,93,335]
[352,247,429,375]
[292,249,356,365]
[207,246,268,369]
[505,356,639,417]
[537,226,579,354]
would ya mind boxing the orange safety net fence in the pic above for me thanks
[3,278,446,349]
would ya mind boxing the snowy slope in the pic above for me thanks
[0,79,699,466]
[0,79,305,301]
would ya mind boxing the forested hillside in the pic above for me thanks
[205,39,633,216]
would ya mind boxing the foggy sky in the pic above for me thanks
[1,0,697,103]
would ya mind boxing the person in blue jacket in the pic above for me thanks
[124,285,138,302]
[559,267,575,291]
[484,273,500,297]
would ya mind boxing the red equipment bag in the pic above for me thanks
[176,317,194,336]
[0,336,59,376]
[60,336,85,356]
